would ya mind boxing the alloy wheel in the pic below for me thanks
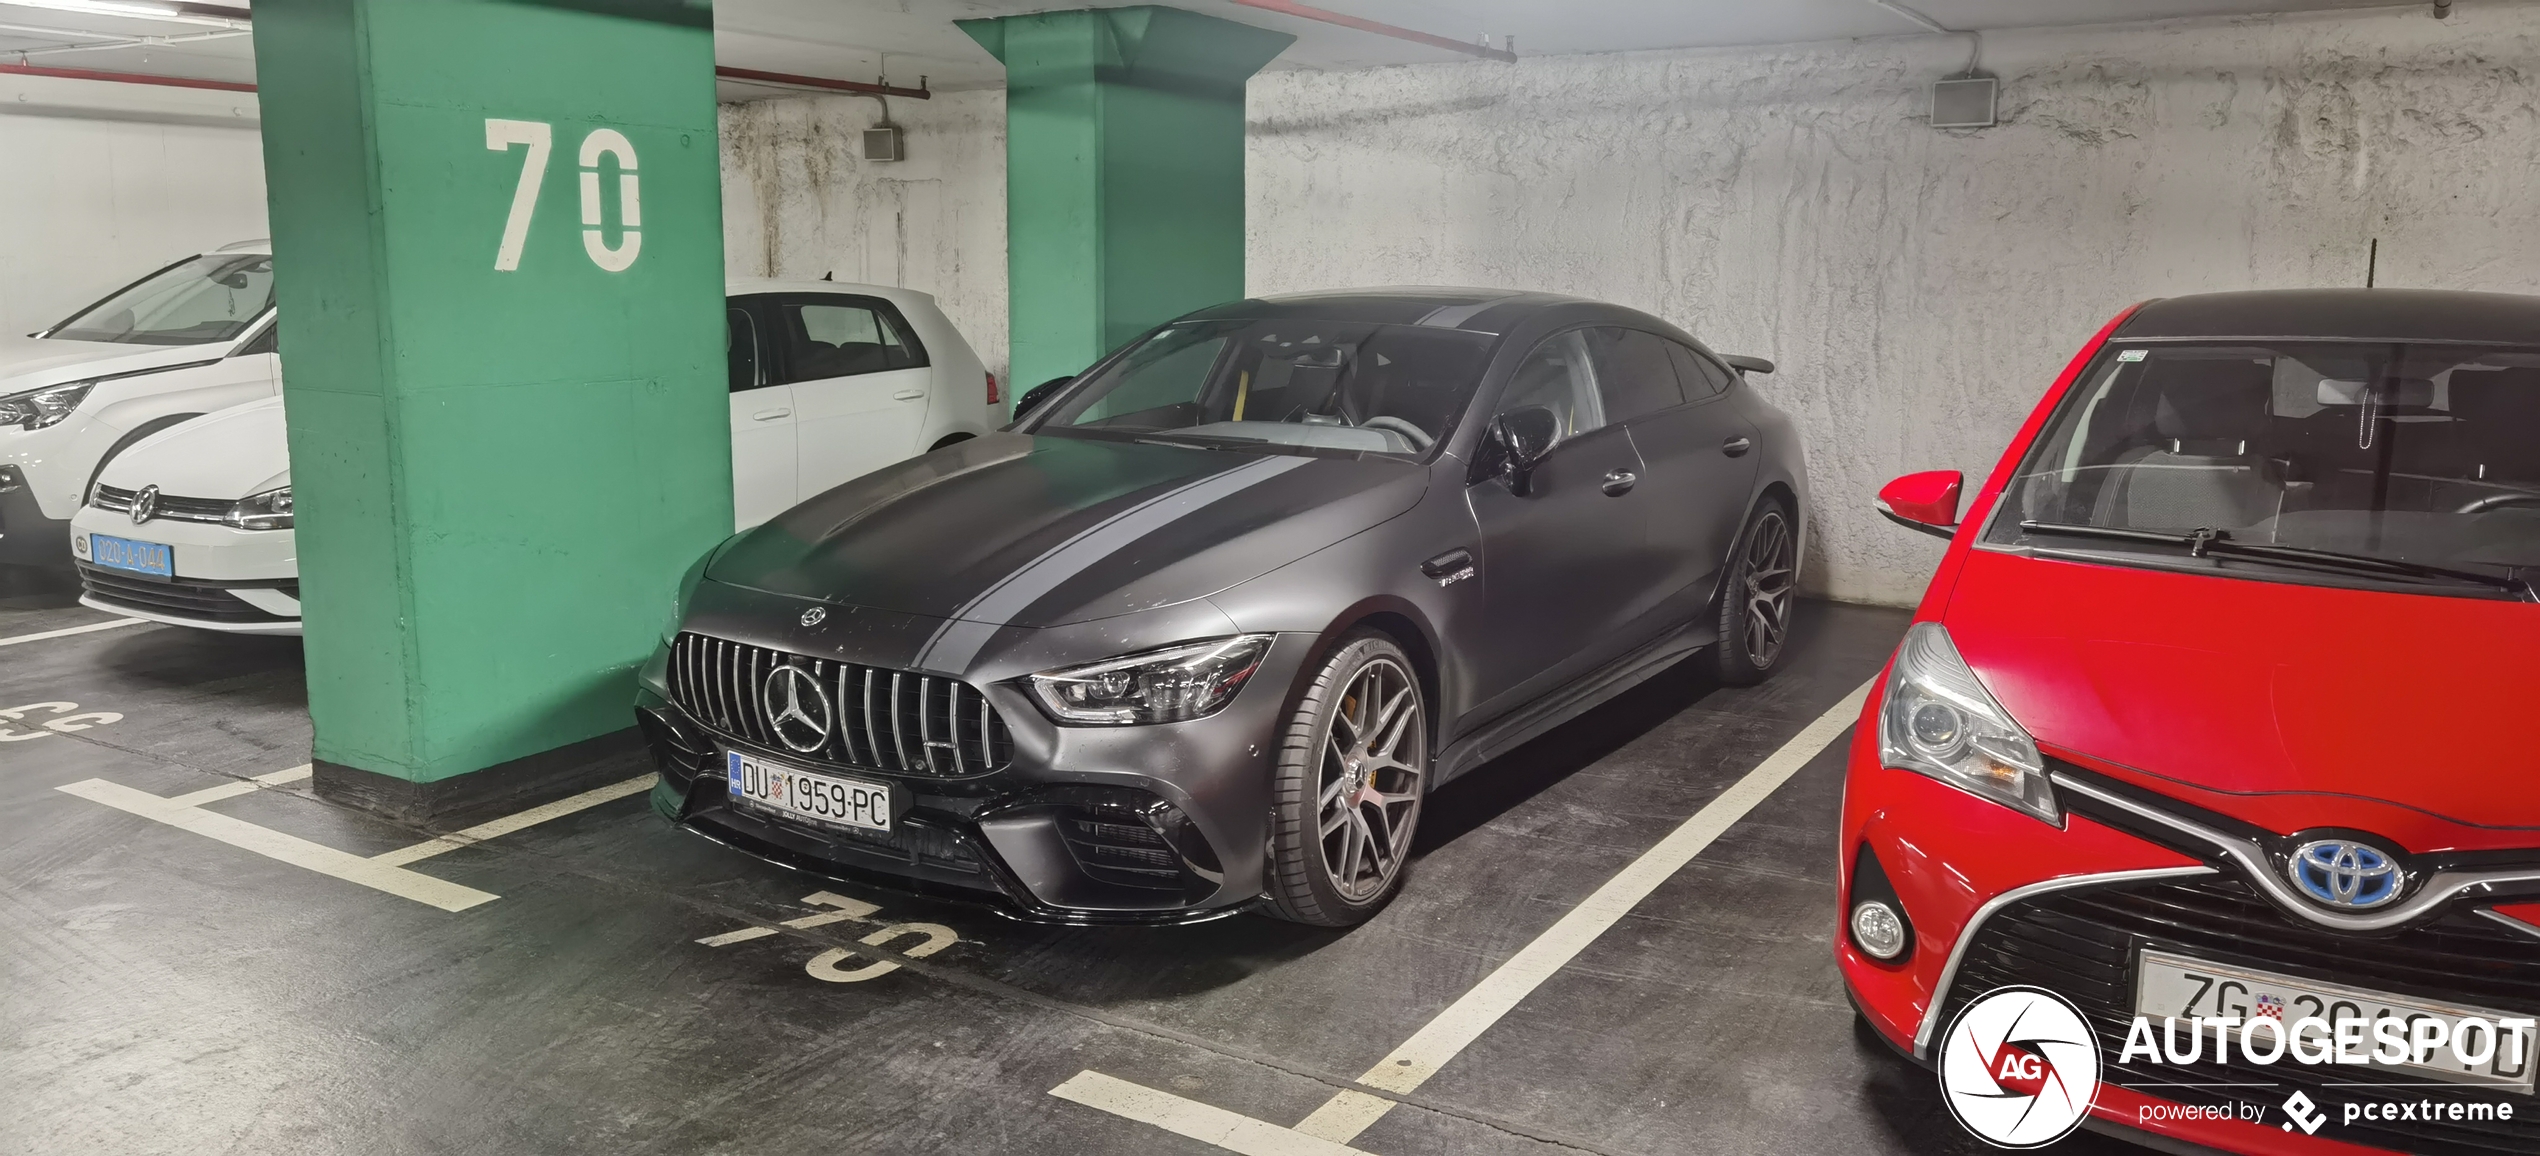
[1741,509,1796,668]
[1315,656,1425,903]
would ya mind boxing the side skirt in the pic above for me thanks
[1432,619,1713,785]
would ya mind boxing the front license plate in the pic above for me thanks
[89,533,172,578]
[2136,948,2538,1092]
[725,749,892,834]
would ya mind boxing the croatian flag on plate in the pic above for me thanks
[2256,993,2285,1020]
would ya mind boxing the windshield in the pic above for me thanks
[50,254,274,346]
[1987,340,2540,587]
[1033,319,1498,457]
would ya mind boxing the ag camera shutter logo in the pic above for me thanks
[1939,986,2103,1147]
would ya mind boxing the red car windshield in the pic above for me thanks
[1985,340,2540,591]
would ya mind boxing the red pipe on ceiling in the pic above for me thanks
[0,61,255,92]
[1228,0,1514,63]
[0,60,928,100]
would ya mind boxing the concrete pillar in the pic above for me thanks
[959,6,1292,393]
[252,0,730,817]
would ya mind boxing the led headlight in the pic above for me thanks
[224,486,293,530]
[1877,622,2058,824]
[1028,635,1274,725]
[0,380,95,430]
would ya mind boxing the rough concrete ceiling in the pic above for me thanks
[0,0,2429,96]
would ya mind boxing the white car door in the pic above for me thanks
[724,304,796,529]
[759,294,929,500]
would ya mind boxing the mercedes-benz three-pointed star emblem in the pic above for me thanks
[761,664,833,753]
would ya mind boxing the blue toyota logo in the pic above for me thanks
[2287,839,2402,909]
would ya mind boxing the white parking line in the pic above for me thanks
[165,763,313,807]
[1055,677,1878,1150]
[57,777,500,912]
[0,617,150,648]
[370,774,655,867]
[1052,1072,1369,1156]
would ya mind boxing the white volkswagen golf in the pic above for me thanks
[71,279,1002,634]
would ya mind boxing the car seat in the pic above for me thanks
[2094,361,2281,531]
[2448,368,2540,484]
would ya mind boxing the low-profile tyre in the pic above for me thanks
[1263,631,1428,927]
[1714,497,1798,686]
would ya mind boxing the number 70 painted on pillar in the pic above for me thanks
[485,118,642,273]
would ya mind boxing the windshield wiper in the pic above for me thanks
[2018,521,2536,600]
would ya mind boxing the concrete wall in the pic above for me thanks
[0,76,267,341]
[1245,2,2540,604]
[718,89,1010,383]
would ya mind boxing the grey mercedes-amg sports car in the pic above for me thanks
[636,287,1810,925]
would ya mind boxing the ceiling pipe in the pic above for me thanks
[711,66,930,100]
[1227,0,1515,63]
[0,59,253,91]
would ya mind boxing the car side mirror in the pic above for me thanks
[1476,405,1559,496]
[1876,470,1963,539]
[1013,375,1072,420]
[1721,354,1775,376]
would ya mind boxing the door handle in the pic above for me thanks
[1600,469,1638,497]
[752,408,791,421]
[1721,436,1753,457]
[892,389,926,401]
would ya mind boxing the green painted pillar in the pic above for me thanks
[960,7,1292,393]
[253,0,730,815]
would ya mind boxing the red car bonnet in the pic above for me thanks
[1944,547,2540,845]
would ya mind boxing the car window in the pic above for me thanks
[762,297,928,385]
[236,321,279,357]
[1586,327,1686,421]
[1500,330,1608,440]
[1668,341,1735,399]
[1034,320,1496,457]
[49,254,274,346]
[727,307,760,393]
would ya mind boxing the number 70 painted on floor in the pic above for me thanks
[485,118,642,273]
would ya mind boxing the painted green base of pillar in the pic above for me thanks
[960,6,1293,392]
[255,0,731,796]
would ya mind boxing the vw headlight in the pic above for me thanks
[1028,635,1274,725]
[0,381,95,430]
[1878,622,2058,824]
[225,486,293,530]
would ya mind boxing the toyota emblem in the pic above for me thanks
[800,606,827,627]
[760,664,833,753]
[2287,837,2403,910]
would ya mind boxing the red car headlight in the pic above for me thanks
[1877,622,2061,825]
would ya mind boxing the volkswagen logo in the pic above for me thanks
[760,664,833,753]
[129,484,158,526]
[2288,838,2403,910]
[799,606,826,627]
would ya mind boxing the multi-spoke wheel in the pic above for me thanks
[1716,499,1798,685]
[1265,632,1427,925]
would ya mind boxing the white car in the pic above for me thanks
[70,279,1001,634]
[0,240,283,567]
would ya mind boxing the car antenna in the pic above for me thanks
[822,271,833,281]
[2365,238,2378,288]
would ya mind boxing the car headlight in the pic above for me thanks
[1877,622,2059,824]
[1027,635,1274,725]
[0,381,95,430]
[225,486,293,530]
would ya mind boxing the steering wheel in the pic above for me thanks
[2457,492,2540,514]
[1358,415,1434,452]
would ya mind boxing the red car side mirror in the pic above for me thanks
[1876,470,1963,540]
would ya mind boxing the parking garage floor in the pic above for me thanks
[0,568,2147,1156]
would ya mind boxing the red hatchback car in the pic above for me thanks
[1839,290,2540,1154]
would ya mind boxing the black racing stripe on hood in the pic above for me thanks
[707,434,1269,618]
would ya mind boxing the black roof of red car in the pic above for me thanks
[2118,288,2540,344]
